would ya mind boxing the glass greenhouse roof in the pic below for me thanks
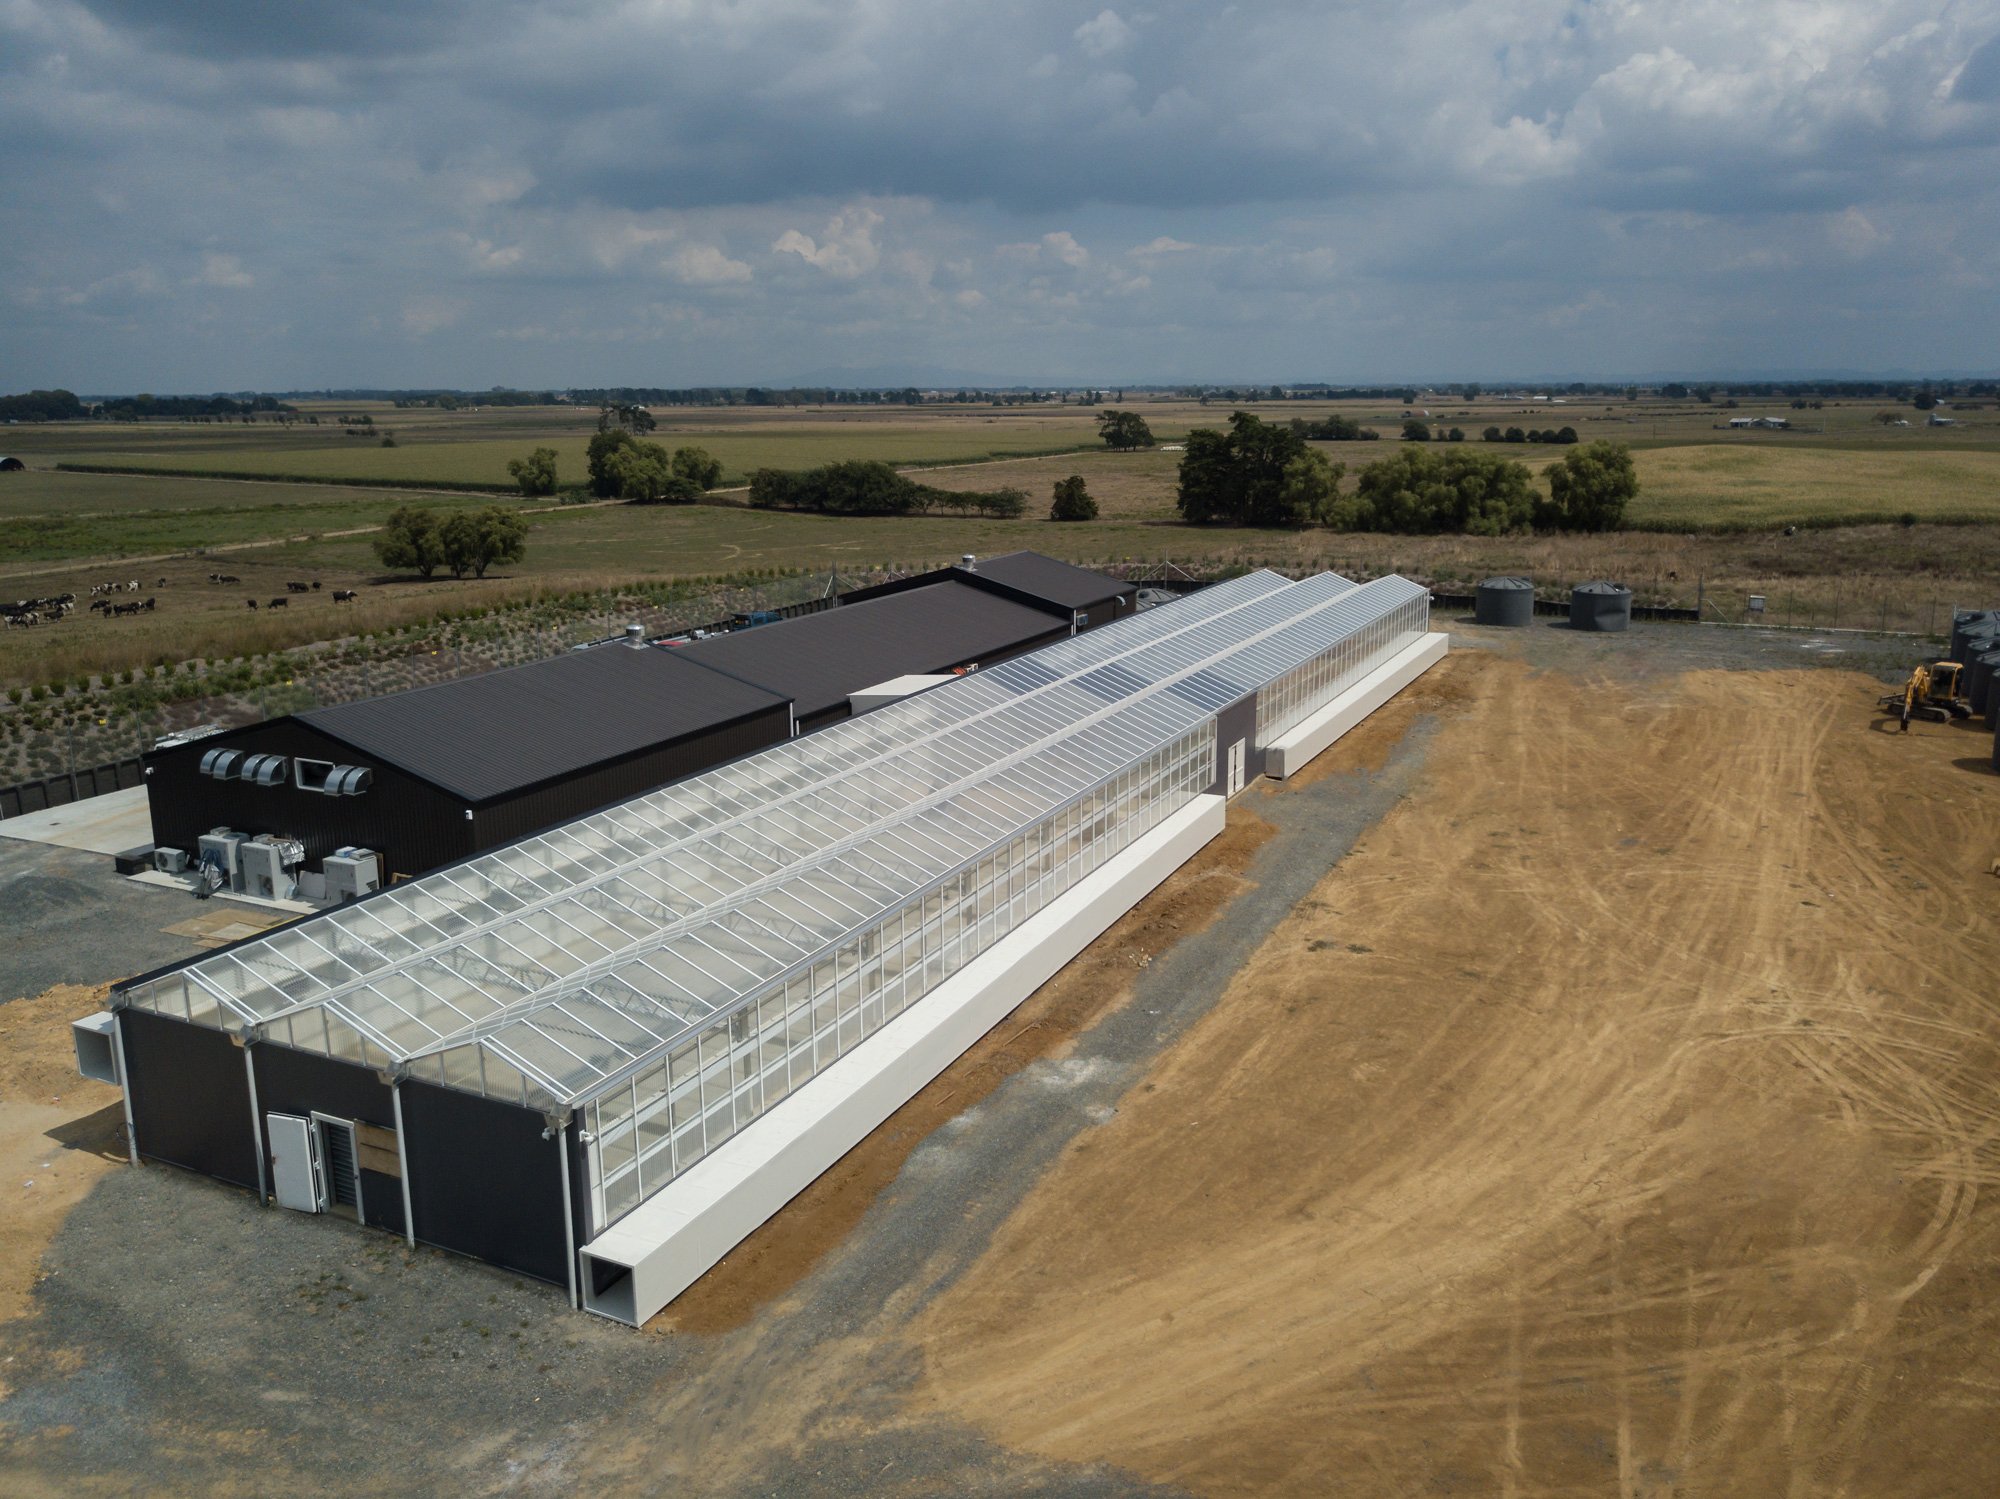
[118,570,1428,1114]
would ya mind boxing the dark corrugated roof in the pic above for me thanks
[299,645,789,803]
[674,580,1065,720]
[962,552,1133,609]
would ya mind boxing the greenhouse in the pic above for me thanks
[103,568,1443,1318]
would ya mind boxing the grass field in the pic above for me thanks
[0,469,507,565]
[7,392,1994,494]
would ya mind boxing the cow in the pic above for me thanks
[332,589,358,603]
[287,581,310,593]
[246,599,258,610]
[267,597,288,609]
[311,580,322,591]
[142,596,156,611]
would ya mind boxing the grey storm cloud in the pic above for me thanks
[1,0,1996,389]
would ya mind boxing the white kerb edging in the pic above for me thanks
[580,791,1228,1325]
[1264,631,1449,780]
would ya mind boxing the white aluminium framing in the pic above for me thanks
[114,570,1431,1130]
[112,575,1297,1064]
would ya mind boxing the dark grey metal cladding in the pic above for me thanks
[1476,576,1535,627]
[251,1042,404,1236]
[674,580,1070,724]
[841,550,1136,618]
[1212,694,1261,791]
[1949,610,1996,666]
[146,715,471,880]
[1570,580,1633,632]
[299,644,790,805]
[398,1080,574,1287]
[120,1008,258,1189]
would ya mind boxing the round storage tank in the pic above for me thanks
[1951,610,1997,665]
[1570,580,1632,632]
[1966,648,1997,708]
[1475,576,1535,627]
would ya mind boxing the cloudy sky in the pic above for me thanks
[4,1,1998,392]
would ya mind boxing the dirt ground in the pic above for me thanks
[910,653,2000,1496]
[5,625,1999,1496]
[0,985,121,1338]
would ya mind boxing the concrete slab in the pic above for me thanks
[125,867,316,916]
[0,786,152,855]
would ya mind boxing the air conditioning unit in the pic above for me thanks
[197,829,249,892]
[240,839,299,902]
[153,846,189,875]
[323,848,381,903]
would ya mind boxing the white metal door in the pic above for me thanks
[1226,739,1246,797]
[268,1112,323,1213]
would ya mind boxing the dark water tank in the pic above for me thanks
[1973,648,2000,726]
[1475,576,1535,627]
[1570,580,1633,632]
[1950,610,1997,664]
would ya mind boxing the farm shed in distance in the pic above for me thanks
[672,579,1072,732]
[0,456,26,471]
[842,550,1138,632]
[144,640,793,887]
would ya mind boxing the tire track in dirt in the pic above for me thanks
[907,655,2000,1497]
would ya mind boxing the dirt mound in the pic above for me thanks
[911,660,2000,1496]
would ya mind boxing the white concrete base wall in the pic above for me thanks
[581,791,1229,1326]
[1265,631,1449,781]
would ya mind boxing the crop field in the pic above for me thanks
[0,468,504,566]
[7,391,1994,495]
[932,441,2000,532]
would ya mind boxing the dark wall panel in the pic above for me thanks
[121,1008,257,1189]
[250,1042,405,1234]
[470,703,791,853]
[400,1081,569,1286]
[146,718,467,881]
[1213,695,1262,791]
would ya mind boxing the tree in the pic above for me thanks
[439,506,528,579]
[373,507,448,579]
[1402,419,1432,442]
[506,446,559,497]
[1482,426,1502,442]
[1276,449,1346,527]
[587,427,636,497]
[1445,427,1466,442]
[1097,409,1156,450]
[1351,447,1537,535]
[1175,411,1329,527]
[598,402,657,434]
[1538,441,1637,532]
[670,445,723,491]
[1050,475,1098,521]
[603,440,702,503]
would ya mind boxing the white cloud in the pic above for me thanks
[193,252,253,289]
[1073,9,1133,60]
[773,206,883,278]
[663,243,753,285]
[399,297,465,336]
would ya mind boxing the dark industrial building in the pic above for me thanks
[144,640,793,889]
[142,553,1128,896]
[842,550,1138,631]
[673,577,1069,731]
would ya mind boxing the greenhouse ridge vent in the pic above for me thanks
[97,569,1447,1324]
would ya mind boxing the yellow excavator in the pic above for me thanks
[1879,661,1974,730]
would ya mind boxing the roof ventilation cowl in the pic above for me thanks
[961,553,977,571]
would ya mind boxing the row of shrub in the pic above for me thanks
[1178,412,1636,533]
[748,460,1027,518]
